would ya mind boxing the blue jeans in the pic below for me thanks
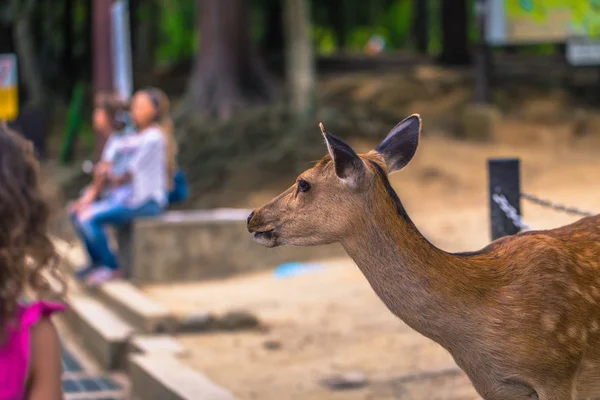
[71,212,101,265]
[72,199,162,270]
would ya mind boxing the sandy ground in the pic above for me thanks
[142,130,600,400]
[165,259,479,400]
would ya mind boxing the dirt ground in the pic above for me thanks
[150,259,480,400]
[142,129,600,400]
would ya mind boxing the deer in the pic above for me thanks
[246,114,600,400]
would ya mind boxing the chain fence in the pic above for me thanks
[491,192,531,231]
[492,188,597,233]
[519,193,595,217]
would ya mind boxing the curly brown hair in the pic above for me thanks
[0,122,64,333]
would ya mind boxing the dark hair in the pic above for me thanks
[0,123,64,334]
[146,88,161,109]
[95,94,130,131]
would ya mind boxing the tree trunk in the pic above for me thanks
[10,0,48,158]
[183,0,273,120]
[413,0,429,54]
[11,0,45,107]
[284,0,315,119]
[134,0,158,71]
[439,0,470,65]
[260,0,284,74]
[63,0,74,95]
[261,0,284,56]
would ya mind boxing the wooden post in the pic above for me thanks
[488,158,522,240]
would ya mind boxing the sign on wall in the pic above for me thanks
[0,54,18,121]
[486,0,600,45]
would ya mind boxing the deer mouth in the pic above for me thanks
[253,228,279,247]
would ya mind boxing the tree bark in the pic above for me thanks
[183,0,273,120]
[284,0,315,119]
[439,0,470,65]
[261,0,284,57]
[11,0,45,107]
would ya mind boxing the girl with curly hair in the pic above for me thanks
[0,123,66,400]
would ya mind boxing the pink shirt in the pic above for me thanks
[0,301,66,400]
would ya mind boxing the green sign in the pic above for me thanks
[486,0,600,45]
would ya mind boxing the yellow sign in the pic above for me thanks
[0,54,18,121]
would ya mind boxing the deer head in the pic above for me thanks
[247,114,421,248]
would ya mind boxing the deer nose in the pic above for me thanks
[247,211,255,232]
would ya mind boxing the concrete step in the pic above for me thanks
[129,334,186,357]
[94,280,176,334]
[53,237,177,334]
[129,354,237,400]
[64,292,136,371]
[45,263,137,372]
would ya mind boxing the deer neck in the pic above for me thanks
[340,193,479,345]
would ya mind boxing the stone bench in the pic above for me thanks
[116,208,345,284]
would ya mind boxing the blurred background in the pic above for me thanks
[4,1,600,399]
[3,0,600,212]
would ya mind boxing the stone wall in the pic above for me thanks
[130,209,345,284]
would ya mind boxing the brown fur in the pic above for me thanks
[248,118,600,400]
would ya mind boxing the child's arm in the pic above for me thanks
[27,318,64,400]
[72,161,112,213]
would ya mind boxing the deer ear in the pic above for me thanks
[376,114,421,173]
[319,123,365,188]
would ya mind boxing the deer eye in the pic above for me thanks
[297,179,311,193]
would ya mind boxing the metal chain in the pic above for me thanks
[520,192,595,217]
[492,192,531,231]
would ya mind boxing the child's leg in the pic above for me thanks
[81,200,162,271]
[78,199,125,270]
[78,218,119,270]
[69,211,100,266]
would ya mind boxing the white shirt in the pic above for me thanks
[125,126,167,208]
[101,134,122,162]
[101,133,135,177]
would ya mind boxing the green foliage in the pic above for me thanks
[60,82,86,164]
[467,0,479,44]
[427,0,442,55]
[379,0,413,48]
[155,0,197,65]
[518,43,557,55]
[313,26,336,55]
[250,1,266,44]
[346,25,383,50]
